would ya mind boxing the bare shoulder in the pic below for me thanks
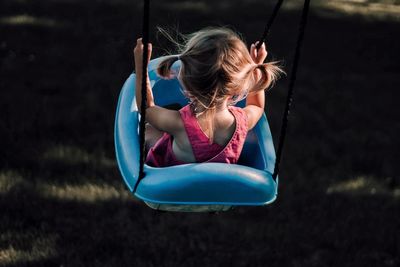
[145,106,184,135]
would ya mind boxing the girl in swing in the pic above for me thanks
[134,27,283,167]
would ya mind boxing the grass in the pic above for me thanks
[0,0,399,266]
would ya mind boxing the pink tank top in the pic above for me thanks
[145,105,248,167]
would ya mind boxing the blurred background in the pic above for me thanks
[0,0,399,266]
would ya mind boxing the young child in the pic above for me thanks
[134,27,282,167]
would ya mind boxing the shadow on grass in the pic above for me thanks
[0,182,398,266]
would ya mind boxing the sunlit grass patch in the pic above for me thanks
[0,235,57,266]
[313,0,400,21]
[42,145,91,164]
[326,176,399,198]
[41,144,115,168]
[0,170,24,193]
[0,15,67,28]
[37,182,132,202]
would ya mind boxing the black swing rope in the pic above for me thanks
[272,0,310,181]
[134,0,310,192]
[256,0,284,50]
[135,0,150,192]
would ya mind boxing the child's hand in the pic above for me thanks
[250,42,267,64]
[134,38,152,74]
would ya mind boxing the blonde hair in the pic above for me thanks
[157,27,283,143]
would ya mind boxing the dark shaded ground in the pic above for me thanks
[0,0,399,266]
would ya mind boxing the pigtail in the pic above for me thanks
[250,62,284,93]
[157,55,180,79]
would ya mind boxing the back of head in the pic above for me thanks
[178,28,252,111]
[157,27,283,141]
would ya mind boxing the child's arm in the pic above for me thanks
[243,42,268,130]
[134,38,183,135]
[244,89,265,130]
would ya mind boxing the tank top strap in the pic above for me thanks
[227,106,248,137]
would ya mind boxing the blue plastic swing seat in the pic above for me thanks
[114,56,278,212]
